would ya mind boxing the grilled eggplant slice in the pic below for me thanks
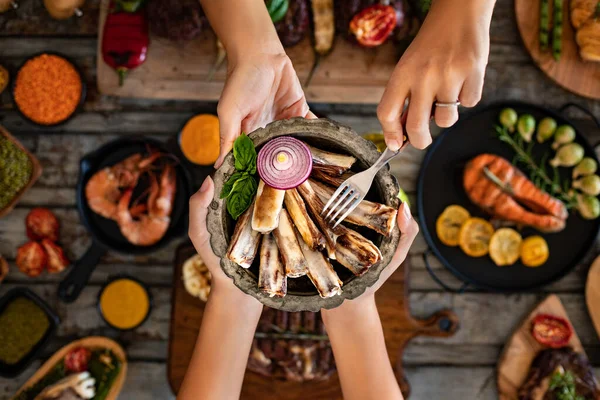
[259,233,287,297]
[227,206,262,268]
[284,188,326,251]
[295,230,342,298]
[252,180,286,233]
[273,209,308,278]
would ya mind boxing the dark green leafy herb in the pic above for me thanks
[540,0,550,50]
[89,349,121,400]
[549,370,585,400]
[222,134,259,219]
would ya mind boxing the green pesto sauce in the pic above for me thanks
[0,297,49,365]
[0,135,33,210]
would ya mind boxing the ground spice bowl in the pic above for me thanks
[11,51,87,128]
[97,274,153,332]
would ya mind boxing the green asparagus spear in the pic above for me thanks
[553,0,563,60]
[540,0,550,51]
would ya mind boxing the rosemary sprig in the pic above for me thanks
[495,125,577,208]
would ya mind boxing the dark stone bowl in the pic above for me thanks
[207,118,400,311]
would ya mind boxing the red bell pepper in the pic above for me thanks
[350,4,397,48]
[101,3,149,86]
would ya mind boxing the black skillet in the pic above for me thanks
[58,137,193,303]
[418,101,600,292]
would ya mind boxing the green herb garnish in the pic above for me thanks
[220,134,258,219]
[549,370,586,400]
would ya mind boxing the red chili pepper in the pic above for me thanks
[349,4,397,48]
[531,314,573,348]
[101,3,149,86]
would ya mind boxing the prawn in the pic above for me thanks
[116,164,177,246]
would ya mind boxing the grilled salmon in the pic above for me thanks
[463,154,568,233]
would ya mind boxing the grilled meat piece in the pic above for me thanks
[464,154,568,233]
[226,206,261,268]
[252,180,285,233]
[275,0,310,47]
[284,188,326,251]
[258,233,287,297]
[518,347,599,400]
[295,230,342,298]
[308,145,356,176]
[273,209,308,278]
[335,225,382,276]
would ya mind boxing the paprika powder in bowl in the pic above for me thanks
[97,275,152,331]
[12,52,86,127]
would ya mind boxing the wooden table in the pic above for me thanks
[1,1,600,399]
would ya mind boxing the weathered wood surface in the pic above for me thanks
[1,0,600,399]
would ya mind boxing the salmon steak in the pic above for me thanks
[463,154,568,233]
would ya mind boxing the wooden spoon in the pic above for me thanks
[585,255,600,339]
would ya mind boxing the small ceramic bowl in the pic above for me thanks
[97,275,153,331]
[207,118,401,312]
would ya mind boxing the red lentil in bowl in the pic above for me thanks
[13,53,84,126]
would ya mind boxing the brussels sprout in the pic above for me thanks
[550,143,585,167]
[573,157,597,179]
[536,117,557,143]
[499,108,518,132]
[517,114,536,142]
[576,193,600,220]
[573,175,600,196]
[551,125,576,150]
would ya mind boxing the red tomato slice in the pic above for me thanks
[350,4,397,47]
[16,241,47,277]
[41,239,69,274]
[26,208,60,242]
[65,347,91,373]
[531,314,573,348]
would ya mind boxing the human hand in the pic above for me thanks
[188,176,261,306]
[377,0,494,150]
[214,52,309,167]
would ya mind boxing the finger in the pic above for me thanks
[434,85,461,128]
[277,97,310,121]
[215,102,243,169]
[189,176,221,270]
[378,81,409,151]
[459,67,485,108]
[405,89,434,149]
[305,110,318,119]
[389,202,419,268]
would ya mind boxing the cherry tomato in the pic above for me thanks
[350,4,397,47]
[16,241,47,277]
[41,239,69,274]
[65,347,91,373]
[26,208,60,242]
[532,314,573,348]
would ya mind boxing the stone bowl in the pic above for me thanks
[207,118,400,311]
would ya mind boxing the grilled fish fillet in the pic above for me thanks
[463,154,568,233]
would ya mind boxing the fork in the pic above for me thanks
[322,138,410,228]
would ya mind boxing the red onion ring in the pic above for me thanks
[257,136,312,190]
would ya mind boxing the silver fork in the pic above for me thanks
[322,138,409,228]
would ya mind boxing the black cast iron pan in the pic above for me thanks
[58,137,193,303]
[417,101,600,292]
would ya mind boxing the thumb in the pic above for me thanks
[215,104,243,169]
[389,202,419,268]
[189,176,220,269]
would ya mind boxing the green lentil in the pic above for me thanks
[0,135,32,210]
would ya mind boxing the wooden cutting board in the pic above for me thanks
[515,0,600,100]
[586,255,600,339]
[167,244,459,399]
[497,294,586,400]
[14,337,127,400]
[96,0,399,103]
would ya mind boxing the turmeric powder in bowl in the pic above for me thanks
[13,54,83,126]
[99,277,151,330]
[179,114,220,165]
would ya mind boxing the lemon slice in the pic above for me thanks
[436,205,471,246]
[489,228,522,266]
[520,236,549,267]
[458,217,495,257]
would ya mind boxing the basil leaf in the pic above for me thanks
[219,171,244,199]
[233,134,257,172]
[227,175,258,219]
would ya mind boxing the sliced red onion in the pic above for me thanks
[257,136,312,190]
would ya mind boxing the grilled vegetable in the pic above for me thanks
[306,0,335,85]
[266,0,289,23]
[517,114,536,142]
[489,228,522,267]
[274,0,310,47]
[576,193,600,219]
[550,142,584,167]
[536,117,557,143]
[349,4,397,47]
[552,0,563,60]
[573,157,597,179]
[499,108,518,132]
[540,0,550,50]
[573,174,600,195]
[552,125,575,149]
[520,236,549,267]
[531,314,572,348]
